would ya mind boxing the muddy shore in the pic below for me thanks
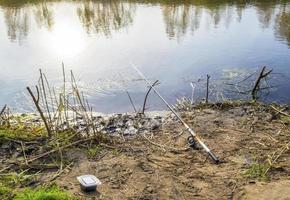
[1,101,290,200]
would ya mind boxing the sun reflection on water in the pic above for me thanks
[46,19,86,58]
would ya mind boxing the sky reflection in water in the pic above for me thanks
[0,0,290,113]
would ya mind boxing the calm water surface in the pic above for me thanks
[0,0,290,113]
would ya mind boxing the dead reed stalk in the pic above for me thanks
[26,64,97,137]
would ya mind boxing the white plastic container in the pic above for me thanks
[77,175,102,192]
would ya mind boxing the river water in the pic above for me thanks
[0,0,290,113]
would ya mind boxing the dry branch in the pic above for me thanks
[206,75,210,104]
[251,66,272,100]
[26,137,93,164]
[27,86,52,137]
[142,80,159,114]
[126,90,137,113]
[270,105,290,117]
[0,104,7,116]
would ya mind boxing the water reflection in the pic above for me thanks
[275,6,290,46]
[1,0,290,46]
[162,1,290,41]
[2,2,54,43]
[34,3,54,30]
[1,0,290,112]
[1,0,136,43]
[162,4,201,40]
[77,1,136,35]
[3,7,29,43]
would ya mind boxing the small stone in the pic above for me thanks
[145,186,153,193]
[123,127,137,135]
[203,109,216,114]
[1,144,10,149]
[111,183,120,189]
[176,168,184,175]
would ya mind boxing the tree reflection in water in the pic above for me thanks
[162,4,201,40]
[76,1,136,36]
[275,6,290,46]
[4,8,29,43]
[1,0,290,46]
[33,3,54,30]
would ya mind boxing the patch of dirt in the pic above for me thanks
[235,180,290,200]
[53,104,290,199]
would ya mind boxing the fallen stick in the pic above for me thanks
[26,137,93,164]
[20,141,28,166]
[49,162,73,182]
[141,134,166,152]
[0,164,13,173]
[270,105,290,117]
[140,133,189,152]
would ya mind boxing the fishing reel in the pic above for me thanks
[187,136,198,149]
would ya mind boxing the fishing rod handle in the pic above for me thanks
[208,151,219,164]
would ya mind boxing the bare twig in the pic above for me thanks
[26,137,93,164]
[265,142,290,175]
[39,69,52,123]
[49,162,73,182]
[141,134,188,152]
[190,82,196,104]
[142,80,159,114]
[205,75,210,104]
[20,141,29,166]
[126,90,137,113]
[251,66,272,100]
[270,105,290,117]
[27,86,52,137]
[0,104,7,116]
[141,134,166,152]
[0,164,13,173]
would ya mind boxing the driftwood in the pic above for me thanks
[251,66,272,100]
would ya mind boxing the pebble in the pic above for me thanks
[3,112,164,136]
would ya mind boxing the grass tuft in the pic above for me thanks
[14,185,74,200]
[0,125,44,140]
[87,146,101,157]
[243,163,270,179]
[0,184,12,200]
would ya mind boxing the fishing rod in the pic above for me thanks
[133,66,219,164]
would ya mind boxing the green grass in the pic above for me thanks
[13,186,75,200]
[87,146,101,157]
[0,184,12,200]
[0,126,44,140]
[280,115,290,124]
[0,169,76,200]
[243,163,270,179]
